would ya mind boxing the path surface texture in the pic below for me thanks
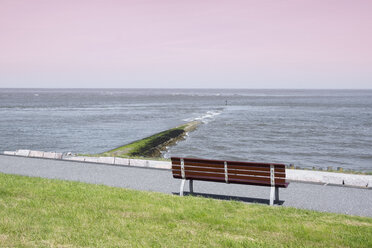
[0,155,371,217]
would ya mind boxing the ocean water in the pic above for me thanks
[0,88,371,172]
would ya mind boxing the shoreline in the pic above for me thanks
[2,151,372,188]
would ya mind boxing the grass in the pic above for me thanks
[103,126,185,157]
[91,123,198,159]
[87,121,200,158]
[0,173,371,247]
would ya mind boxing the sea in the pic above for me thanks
[0,88,371,172]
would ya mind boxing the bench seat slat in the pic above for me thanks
[172,161,224,168]
[228,169,285,178]
[172,165,224,173]
[173,171,285,184]
[172,165,285,177]
[172,157,290,205]
[172,168,285,179]
[172,162,285,173]
[227,164,285,173]
[173,174,289,188]
[171,157,285,167]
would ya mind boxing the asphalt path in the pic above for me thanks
[0,155,371,217]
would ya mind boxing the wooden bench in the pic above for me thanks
[171,157,289,205]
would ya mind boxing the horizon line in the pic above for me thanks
[1,87,372,90]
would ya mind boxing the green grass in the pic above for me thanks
[1,173,371,247]
[105,126,185,157]
[84,121,200,159]
[96,124,189,158]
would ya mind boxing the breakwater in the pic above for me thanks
[98,121,201,158]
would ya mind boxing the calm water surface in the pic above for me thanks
[0,88,371,171]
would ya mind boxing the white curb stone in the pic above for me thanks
[114,157,130,166]
[286,169,372,188]
[55,153,63,159]
[98,157,115,164]
[29,150,44,158]
[130,159,148,167]
[43,152,63,159]
[148,160,172,170]
[15,150,31,157]
[43,152,56,159]
[3,151,16,155]
[84,157,99,163]
[63,157,86,162]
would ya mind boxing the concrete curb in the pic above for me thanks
[286,169,371,188]
[61,156,170,170]
[3,150,372,188]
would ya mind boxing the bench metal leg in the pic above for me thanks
[275,187,279,203]
[189,180,193,194]
[270,186,275,206]
[179,179,186,196]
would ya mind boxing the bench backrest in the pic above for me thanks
[171,157,287,187]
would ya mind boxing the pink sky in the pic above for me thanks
[0,0,371,88]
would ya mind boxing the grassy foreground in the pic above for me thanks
[0,173,371,247]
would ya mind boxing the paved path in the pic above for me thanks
[0,155,371,217]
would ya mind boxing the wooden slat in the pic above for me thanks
[172,165,225,173]
[173,174,227,183]
[171,157,288,186]
[172,160,285,173]
[227,178,287,188]
[175,171,285,184]
[173,161,284,172]
[172,165,285,178]
[171,157,285,168]
[173,171,285,184]
[173,161,224,168]
[174,171,225,180]
[173,173,288,188]
[172,164,285,175]
[228,168,285,178]
[227,164,285,173]
[227,160,285,168]
[171,165,181,171]
[228,174,285,184]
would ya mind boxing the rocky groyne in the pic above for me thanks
[99,120,201,158]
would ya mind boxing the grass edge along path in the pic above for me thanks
[0,173,371,247]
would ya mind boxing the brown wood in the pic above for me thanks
[227,164,285,173]
[173,171,225,180]
[173,171,285,184]
[172,161,224,168]
[171,157,289,188]
[227,168,285,178]
[172,161,285,173]
[173,174,289,188]
[172,165,284,178]
[171,157,285,167]
[172,165,225,173]
[172,160,285,173]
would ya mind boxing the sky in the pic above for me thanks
[0,0,371,88]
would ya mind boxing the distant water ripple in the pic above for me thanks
[0,88,371,172]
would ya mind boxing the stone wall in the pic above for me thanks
[2,150,371,188]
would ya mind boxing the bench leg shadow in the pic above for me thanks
[172,192,284,206]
